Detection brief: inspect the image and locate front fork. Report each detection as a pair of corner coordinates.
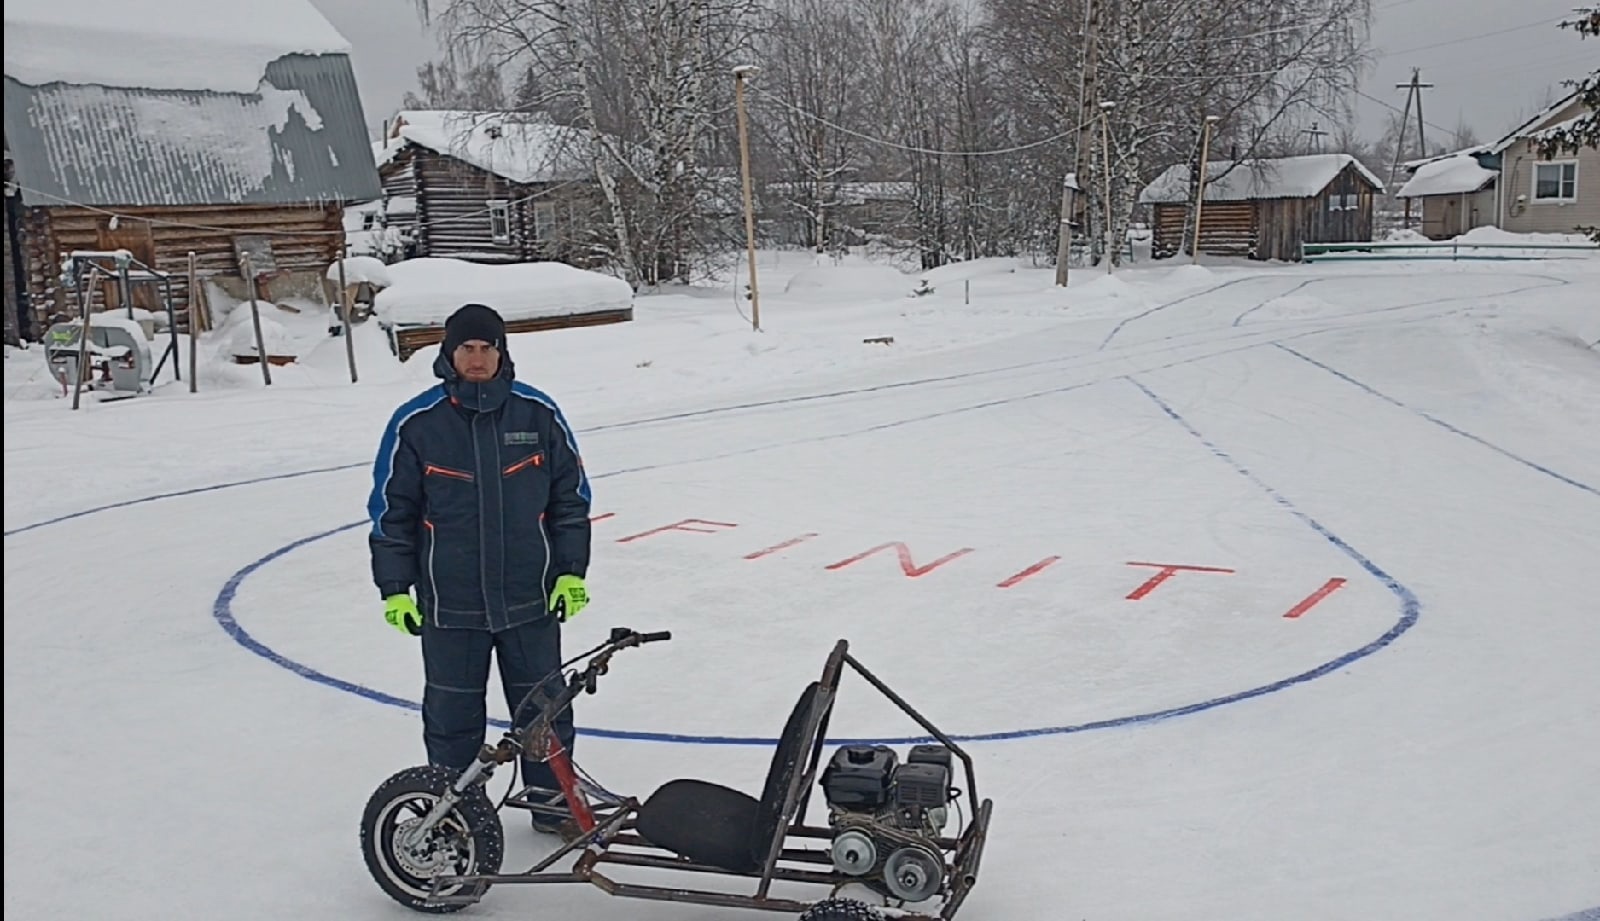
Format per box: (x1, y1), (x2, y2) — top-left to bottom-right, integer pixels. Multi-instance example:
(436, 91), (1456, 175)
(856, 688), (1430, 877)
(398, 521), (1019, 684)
(398, 746), (504, 849)
(400, 727), (598, 847)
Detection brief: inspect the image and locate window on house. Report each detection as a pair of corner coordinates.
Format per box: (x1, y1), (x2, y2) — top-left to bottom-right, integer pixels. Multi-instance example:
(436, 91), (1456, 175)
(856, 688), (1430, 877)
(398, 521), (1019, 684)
(1533, 162), (1578, 202)
(532, 201), (558, 243)
(1327, 193), (1358, 212)
(487, 200), (511, 244)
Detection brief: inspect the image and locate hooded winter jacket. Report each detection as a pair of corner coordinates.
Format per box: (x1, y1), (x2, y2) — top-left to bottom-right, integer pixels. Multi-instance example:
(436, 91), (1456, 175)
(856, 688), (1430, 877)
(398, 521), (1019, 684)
(367, 349), (592, 632)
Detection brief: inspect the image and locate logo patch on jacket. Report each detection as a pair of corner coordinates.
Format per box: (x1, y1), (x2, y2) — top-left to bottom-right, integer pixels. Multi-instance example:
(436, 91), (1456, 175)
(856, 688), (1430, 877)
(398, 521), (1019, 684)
(504, 431), (540, 446)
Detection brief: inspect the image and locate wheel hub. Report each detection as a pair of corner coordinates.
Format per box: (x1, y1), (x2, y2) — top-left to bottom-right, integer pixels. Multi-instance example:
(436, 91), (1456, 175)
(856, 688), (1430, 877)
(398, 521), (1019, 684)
(393, 816), (466, 878)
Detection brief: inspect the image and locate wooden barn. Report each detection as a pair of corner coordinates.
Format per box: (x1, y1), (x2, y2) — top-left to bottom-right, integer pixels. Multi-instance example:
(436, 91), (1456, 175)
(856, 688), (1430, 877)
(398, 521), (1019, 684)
(1139, 154), (1383, 262)
(1, 0), (380, 341)
(371, 110), (608, 267)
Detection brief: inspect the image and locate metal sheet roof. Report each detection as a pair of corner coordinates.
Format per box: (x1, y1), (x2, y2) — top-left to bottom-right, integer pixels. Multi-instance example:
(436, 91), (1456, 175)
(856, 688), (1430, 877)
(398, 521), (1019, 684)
(4, 53), (380, 208)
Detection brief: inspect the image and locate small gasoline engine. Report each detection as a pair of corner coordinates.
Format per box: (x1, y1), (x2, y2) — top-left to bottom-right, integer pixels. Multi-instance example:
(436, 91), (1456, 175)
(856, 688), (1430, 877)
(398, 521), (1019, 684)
(819, 743), (960, 904)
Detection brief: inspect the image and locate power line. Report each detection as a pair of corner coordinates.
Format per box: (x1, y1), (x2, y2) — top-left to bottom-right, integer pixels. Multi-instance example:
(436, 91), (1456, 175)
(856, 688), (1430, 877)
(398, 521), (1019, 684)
(1354, 88), (1456, 137)
(1382, 15), (1567, 57)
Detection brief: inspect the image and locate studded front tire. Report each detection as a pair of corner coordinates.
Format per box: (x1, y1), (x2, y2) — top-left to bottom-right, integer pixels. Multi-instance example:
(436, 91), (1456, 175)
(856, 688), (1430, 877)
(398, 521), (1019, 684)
(360, 766), (504, 913)
(799, 899), (885, 921)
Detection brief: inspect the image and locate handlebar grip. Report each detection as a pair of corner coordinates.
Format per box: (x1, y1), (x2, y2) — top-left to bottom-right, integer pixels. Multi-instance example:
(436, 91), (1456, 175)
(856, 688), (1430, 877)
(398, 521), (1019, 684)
(638, 631), (672, 643)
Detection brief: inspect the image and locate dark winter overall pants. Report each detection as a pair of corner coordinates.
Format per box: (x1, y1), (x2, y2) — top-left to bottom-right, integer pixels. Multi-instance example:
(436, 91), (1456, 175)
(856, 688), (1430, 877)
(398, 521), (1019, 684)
(420, 618), (574, 795)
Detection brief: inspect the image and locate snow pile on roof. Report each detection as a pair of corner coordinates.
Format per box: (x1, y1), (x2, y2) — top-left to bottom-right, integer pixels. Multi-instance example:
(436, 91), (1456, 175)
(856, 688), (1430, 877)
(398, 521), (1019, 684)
(22, 82), (330, 203)
(1397, 155), (1498, 198)
(326, 256), (393, 288)
(2, 0), (351, 94)
(373, 258), (634, 326)
(386, 111), (594, 185)
(1404, 146), (1490, 171)
(1139, 154), (1384, 204)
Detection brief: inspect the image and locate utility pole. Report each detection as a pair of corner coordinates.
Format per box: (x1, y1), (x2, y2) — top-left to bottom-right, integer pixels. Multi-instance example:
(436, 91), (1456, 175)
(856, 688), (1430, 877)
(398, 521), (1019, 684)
(1190, 115), (1219, 260)
(1099, 100), (1115, 273)
(1302, 121), (1329, 153)
(1386, 68), (1434, 228)
(1056, 0), (1099, 287)
(733, 64), (762, 332)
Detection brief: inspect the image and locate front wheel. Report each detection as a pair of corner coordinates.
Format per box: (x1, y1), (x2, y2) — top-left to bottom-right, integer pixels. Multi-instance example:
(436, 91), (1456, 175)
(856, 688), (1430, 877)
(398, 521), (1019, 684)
(800, 899), (885, 921)
(360, 766), (505, 913)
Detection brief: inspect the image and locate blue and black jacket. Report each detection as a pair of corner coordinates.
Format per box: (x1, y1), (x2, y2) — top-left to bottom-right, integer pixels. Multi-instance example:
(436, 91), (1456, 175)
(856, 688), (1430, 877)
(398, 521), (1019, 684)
(367, 349), (592, 632)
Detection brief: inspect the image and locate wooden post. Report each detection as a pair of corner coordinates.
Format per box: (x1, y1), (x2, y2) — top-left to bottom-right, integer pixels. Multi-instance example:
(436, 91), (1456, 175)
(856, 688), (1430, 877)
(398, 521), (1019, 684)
(187, 251), (198, 393)
(1057, 0), (1098, 287)
(1191, 115), (1219, 260)
(241, 253), (271, 385)
(70, 266), (101, 411)
(734, 65), (762, 332)
(337, 244), (358, 383)
(1100, 102), (1115, 273)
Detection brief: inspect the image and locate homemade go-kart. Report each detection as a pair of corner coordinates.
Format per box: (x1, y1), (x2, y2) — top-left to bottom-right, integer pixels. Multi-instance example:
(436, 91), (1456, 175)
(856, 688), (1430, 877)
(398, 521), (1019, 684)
(359, 628), (992, 920)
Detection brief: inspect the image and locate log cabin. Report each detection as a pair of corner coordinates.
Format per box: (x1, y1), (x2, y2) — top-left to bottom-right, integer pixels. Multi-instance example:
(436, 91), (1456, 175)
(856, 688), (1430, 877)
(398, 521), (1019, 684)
(1139, 154), (1384, 262)
(371, 110), (609, 267)
(1, 0), (381, 340)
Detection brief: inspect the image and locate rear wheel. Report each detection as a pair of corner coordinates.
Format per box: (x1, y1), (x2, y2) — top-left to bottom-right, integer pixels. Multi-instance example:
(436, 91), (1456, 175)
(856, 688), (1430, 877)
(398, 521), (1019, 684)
(360, 766), (504, 913)
(800, 899), (885, 921)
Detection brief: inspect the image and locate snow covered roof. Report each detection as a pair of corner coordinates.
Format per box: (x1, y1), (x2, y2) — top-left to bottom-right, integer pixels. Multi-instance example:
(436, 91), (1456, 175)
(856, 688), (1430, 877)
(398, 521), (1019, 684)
(1396, 155), (1498, 199)
(373, 258), (634, 327)
(1, 0), (378, 208)
(767, 181), (918, 203)
(1139, 154), (1384, 205)
(3, 0), (352, 94)
(1487, 91), (1586, 155)
(4, 56), (381, 207)
(1402, 146), (1490, 172)
(382, 111), (597, 185)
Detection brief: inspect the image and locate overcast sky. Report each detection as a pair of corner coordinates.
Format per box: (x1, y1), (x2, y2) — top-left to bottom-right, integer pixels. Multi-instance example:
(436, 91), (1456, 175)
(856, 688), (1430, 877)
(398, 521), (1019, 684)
(308, 0), (1591, 149)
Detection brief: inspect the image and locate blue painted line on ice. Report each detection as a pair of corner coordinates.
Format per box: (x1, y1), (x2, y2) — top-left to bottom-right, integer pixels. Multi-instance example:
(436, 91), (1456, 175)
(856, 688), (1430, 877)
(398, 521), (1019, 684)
(1275, 343), (1598, 497)
(1, 463), (366, 538)
(205, 381), (1423, 747)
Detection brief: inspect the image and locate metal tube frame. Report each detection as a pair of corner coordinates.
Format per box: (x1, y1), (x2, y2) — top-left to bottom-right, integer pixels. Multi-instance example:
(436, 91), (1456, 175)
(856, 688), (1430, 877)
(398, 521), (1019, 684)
(423, 638), (993, 918)
(63, 250), (182, 390)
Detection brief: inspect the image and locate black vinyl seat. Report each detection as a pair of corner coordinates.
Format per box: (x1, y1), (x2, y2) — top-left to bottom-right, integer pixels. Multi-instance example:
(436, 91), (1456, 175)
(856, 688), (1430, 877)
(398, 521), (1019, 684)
(634, 682), (823, 873)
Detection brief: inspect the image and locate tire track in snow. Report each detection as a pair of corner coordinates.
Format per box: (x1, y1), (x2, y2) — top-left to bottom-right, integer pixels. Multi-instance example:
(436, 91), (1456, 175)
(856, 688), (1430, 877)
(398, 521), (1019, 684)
(6, 270), (1553, 539)
(1231, 274), (1570, 328)
(1275, 343), (1598, 497)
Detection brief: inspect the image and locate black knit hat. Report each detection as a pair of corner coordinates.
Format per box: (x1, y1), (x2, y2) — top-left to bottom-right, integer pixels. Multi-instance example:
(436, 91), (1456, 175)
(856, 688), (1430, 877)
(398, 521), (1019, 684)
(441, 303), (506, 355)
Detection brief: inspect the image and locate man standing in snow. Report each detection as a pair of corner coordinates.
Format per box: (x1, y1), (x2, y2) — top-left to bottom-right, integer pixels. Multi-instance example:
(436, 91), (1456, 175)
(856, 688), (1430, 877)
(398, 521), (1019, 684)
(366, 303), (592, 835)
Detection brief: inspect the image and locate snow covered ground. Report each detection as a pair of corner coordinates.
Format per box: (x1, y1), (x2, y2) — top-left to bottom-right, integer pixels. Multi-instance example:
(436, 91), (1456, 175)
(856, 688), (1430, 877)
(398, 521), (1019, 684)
(5, 248), (1599, 921)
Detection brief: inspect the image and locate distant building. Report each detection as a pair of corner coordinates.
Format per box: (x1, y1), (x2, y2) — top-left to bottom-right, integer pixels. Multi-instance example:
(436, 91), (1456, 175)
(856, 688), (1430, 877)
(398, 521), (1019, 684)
(369, 110), (608, 267)
(1395, 156), (1498, 239)
(1139, 154), (1384, 262)
(764, 180), (919, 250)
(1398, 91), (1598, 239)
(2, 0), (380, 339)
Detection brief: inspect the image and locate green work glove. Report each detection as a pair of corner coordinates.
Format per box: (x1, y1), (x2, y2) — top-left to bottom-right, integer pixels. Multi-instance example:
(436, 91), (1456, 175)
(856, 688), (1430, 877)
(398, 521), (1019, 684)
(550, 575), (588, 623)
(384, 593), (422, 636)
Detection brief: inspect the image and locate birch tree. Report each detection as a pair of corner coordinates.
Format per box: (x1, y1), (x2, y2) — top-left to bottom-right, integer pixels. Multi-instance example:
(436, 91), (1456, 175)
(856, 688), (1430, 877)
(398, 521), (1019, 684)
(751, 0), (870, 251)
(421, 0), (757, 286)
(984, 0), (1373, 264)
